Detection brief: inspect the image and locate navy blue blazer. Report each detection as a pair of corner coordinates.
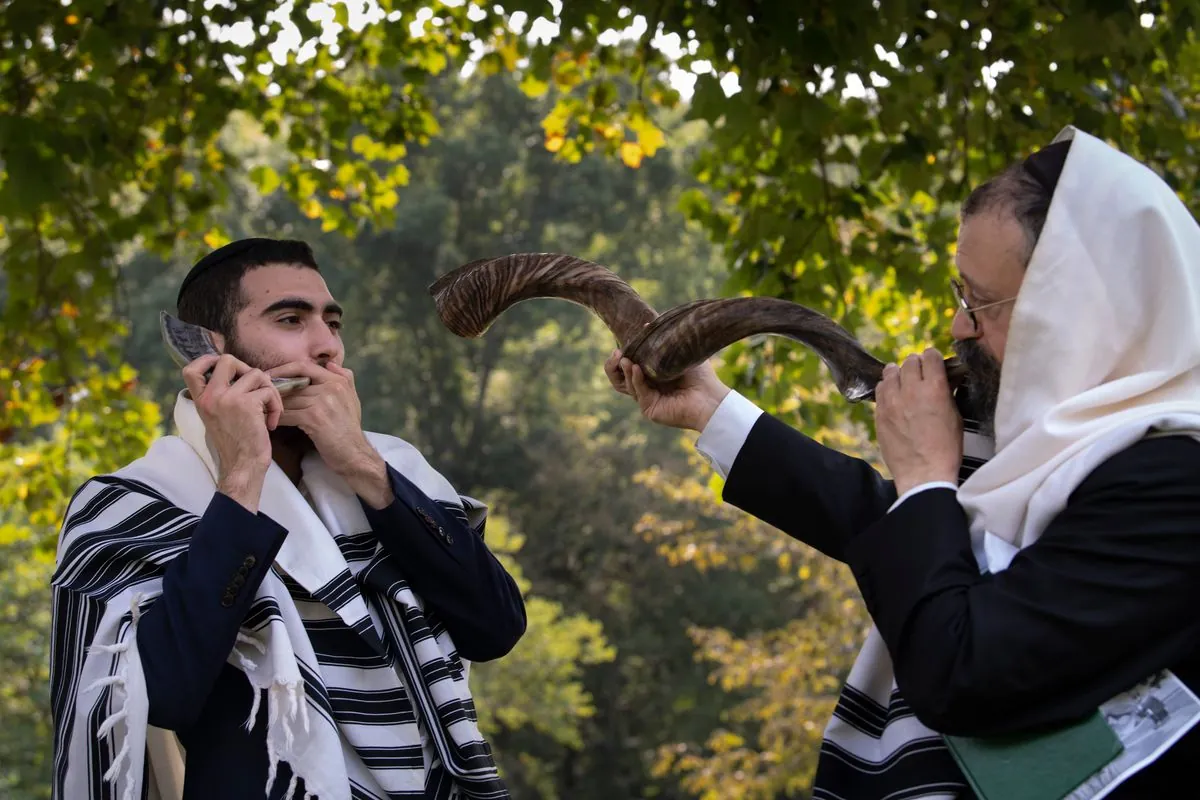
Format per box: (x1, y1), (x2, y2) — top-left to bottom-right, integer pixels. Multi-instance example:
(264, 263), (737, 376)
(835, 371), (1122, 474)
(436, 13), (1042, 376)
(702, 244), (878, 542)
(134, 464), (526, 798)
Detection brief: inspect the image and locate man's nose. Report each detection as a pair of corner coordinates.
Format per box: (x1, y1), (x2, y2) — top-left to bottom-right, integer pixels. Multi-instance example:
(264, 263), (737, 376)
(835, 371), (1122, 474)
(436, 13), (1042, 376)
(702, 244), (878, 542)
(311, 325), (343, 361)
(950, 308), (978, 341)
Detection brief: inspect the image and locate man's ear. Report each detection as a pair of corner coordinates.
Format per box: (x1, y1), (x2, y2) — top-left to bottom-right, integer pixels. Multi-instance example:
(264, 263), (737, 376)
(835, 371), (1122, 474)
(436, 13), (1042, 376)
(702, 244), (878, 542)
(210, 330), (227, 353)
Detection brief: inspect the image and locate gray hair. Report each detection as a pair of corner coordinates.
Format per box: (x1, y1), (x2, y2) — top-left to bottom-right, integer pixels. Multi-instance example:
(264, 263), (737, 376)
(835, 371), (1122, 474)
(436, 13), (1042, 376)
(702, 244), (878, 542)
(960, 163), (1055, 266)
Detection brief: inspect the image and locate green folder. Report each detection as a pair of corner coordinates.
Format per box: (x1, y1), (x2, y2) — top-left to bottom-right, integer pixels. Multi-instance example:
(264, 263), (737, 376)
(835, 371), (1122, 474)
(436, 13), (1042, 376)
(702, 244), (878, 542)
(944, 710), (1124, 800)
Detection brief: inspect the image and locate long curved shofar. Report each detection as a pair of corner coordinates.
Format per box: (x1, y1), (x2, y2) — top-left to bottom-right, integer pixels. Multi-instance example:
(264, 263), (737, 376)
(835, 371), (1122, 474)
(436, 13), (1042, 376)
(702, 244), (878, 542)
(428, 253), (658, 347)
(622, 297), (968, 402)
(429, 254), (966, 403)
(159, 311), (310, 394)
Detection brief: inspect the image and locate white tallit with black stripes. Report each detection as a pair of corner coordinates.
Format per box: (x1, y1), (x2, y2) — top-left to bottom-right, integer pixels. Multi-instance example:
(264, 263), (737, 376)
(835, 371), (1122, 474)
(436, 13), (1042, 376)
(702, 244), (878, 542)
(812, 402), (994, 800)
(51, 390), (508, 800)
(813, 125), (1200, 798)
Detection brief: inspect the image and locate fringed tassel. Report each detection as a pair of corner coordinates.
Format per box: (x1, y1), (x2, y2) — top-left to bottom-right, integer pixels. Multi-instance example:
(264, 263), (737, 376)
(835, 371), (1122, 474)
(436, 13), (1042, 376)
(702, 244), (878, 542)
(233, 630), (265, 673)
(245, 684), (264, 733)
(89, 593), (149, 800)
(237, 631), (268, 732)
(284, 771), (300, 800)
(263, 679), (306, 797)
(237, 630), (268, 653)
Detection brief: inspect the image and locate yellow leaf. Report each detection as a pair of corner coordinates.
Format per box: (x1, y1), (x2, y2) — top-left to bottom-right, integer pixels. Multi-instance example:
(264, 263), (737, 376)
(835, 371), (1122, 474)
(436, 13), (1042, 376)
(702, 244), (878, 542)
(65, 14), (79, 24)
(620, 142), (643, 169)
(541, 104), (571, 137)
(629, 115), (666, 157)
(591, 122), (622, 141)
(799, 565), (811, 580)
(926, 153), (936, 164)
(60, 302), (79, 319)
(329, 188), (346, 200)
(202, 228), (230, 249)
(498, 38), (520, 71)
(545, 134), (565, 153)
(16, 484), (28, 500)
(301, 198), (323, 219)
(519, 72), (549, 98)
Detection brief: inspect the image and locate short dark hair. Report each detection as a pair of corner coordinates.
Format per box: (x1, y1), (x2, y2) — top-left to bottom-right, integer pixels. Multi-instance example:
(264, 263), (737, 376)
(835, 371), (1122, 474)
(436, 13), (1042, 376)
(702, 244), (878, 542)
(961, 164), (1054, 266)
(176, 238), (319, 336)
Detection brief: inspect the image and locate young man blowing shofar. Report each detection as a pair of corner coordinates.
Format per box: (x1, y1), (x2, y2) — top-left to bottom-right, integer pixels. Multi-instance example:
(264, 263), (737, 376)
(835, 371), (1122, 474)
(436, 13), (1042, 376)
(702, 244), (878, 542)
(51, 238), (525, 800)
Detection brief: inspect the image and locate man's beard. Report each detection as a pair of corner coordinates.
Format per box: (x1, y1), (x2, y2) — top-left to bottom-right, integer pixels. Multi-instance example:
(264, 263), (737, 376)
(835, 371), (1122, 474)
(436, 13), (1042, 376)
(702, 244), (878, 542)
(224, 335), (315, 454)
(954, 339), (1002, 435)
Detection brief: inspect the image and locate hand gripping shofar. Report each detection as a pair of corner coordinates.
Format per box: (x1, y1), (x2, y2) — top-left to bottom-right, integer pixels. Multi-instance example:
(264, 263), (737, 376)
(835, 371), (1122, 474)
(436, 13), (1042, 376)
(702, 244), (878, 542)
(427, 253), (967, 403)
(159, 311), (310, 394)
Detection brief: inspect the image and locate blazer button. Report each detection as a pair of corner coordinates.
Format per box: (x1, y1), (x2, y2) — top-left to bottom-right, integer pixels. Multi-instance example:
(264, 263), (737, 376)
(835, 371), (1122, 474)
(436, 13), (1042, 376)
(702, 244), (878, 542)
(442, 528), (453, 545)
(242, 555), (257, 569)
(231, 574), (245, 589)
(221, 592), (235, 608)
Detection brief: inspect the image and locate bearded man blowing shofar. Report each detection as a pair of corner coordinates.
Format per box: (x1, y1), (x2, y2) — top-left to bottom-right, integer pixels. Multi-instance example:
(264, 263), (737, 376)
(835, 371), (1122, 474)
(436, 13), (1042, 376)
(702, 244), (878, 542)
(607, 126), (1200, 798)
(50, 238), (526, 800)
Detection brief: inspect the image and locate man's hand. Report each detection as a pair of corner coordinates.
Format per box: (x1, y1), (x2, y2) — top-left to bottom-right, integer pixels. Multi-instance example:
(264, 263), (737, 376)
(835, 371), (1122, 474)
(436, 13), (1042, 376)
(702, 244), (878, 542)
(603, 350), (731, 432)
(267, 361), (394, 508)
(874, 348), (962, 496)
(183, 354), (282, 514)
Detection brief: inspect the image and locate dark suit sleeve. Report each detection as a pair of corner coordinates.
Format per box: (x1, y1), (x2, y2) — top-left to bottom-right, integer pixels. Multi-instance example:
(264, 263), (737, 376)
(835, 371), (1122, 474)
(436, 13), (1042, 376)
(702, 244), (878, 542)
(359, 464), (526, 662)
(845, 436), (1200, 737)
(723, 412), (898, 561)
(137, 492), (288, 730)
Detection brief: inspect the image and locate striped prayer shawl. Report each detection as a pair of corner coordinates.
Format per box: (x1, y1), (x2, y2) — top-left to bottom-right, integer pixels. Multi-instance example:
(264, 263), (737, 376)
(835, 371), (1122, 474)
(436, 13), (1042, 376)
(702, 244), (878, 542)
(50, 392), (509, 800)
(812, 392), (993, 800)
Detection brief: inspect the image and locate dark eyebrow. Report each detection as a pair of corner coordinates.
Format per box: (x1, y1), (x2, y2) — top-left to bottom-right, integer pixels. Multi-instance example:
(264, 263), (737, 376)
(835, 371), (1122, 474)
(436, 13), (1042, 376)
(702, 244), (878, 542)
(261, 298), (344, 317)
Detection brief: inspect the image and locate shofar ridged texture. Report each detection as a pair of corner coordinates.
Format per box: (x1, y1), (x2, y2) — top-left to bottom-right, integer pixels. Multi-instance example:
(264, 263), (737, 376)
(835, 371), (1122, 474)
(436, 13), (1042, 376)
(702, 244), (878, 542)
(428, 253), (658, 347)
(429, 253), (966, 403)
(623, 297), (968, 402)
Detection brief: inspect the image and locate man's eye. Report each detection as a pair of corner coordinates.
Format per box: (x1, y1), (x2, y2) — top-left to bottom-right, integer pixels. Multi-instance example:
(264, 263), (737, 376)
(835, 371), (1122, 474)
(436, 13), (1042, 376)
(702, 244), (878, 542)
(279, 315), (301, 325)
(328, 319), (343, 331)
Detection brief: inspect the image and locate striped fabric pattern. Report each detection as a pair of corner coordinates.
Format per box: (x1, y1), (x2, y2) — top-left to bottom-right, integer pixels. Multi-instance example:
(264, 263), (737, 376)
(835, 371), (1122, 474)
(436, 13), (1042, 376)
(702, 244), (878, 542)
(812, 396), (994, 800)
(50, 395), (510, 800)
(282, 492), (492, 800)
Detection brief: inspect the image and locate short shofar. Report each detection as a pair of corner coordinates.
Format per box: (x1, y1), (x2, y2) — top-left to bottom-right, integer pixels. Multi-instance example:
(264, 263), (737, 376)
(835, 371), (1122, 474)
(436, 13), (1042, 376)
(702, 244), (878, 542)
(428, 253), (966, 403)
(159, 311), (310, 394)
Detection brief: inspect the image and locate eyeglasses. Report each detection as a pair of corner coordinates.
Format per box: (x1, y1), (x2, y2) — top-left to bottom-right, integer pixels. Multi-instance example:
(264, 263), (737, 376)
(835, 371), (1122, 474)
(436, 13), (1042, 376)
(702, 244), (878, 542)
(951, 279), (1017, 332)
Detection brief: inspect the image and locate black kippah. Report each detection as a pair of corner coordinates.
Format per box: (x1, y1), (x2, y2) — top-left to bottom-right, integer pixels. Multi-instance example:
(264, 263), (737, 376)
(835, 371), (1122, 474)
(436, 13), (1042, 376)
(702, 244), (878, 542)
(1022, 139), (1072, 194)
(176, 237), (274, 307)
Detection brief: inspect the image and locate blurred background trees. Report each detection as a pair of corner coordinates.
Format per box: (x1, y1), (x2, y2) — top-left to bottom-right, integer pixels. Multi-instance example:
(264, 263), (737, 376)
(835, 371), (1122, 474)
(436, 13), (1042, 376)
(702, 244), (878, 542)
(2, 0), (1196, 796)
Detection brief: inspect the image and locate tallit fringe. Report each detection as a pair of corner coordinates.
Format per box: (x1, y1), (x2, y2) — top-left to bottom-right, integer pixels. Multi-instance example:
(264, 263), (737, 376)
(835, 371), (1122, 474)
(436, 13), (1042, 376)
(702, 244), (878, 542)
(235, 631), (269, 729)
(84, 592), (147, 800)
(262, 678), (312, 800)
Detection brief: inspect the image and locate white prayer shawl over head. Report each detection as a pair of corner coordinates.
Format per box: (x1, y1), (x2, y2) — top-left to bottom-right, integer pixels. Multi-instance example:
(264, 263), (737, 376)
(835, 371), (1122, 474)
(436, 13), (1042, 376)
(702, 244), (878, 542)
(959, 125), (1200, 569)
(52, 391), (505, 800)
(814, 126), (1200, 800)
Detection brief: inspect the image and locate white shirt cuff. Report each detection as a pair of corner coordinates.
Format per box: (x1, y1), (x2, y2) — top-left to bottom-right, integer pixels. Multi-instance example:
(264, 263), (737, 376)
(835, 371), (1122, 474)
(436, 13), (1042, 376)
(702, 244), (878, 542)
(694, 390), (764, 480)
(888, 481), (958, 513)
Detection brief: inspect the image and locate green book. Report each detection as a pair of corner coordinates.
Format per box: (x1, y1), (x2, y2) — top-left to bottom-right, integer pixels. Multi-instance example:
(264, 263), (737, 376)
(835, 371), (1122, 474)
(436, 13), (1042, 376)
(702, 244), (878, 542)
(944, 710), (1124, 800)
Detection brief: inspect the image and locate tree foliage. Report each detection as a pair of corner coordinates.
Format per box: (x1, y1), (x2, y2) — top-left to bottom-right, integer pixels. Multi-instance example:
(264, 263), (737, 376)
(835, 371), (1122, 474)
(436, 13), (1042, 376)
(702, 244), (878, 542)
(637, 440), (875, 799)
(527, 0), (1198, 424)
